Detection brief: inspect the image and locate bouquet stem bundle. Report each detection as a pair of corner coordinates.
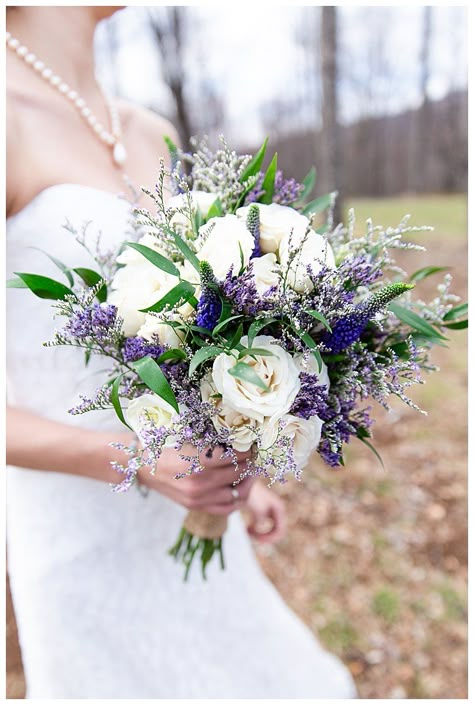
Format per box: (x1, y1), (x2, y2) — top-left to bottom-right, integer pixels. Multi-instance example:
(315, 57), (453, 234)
(169, 511), (227, 580)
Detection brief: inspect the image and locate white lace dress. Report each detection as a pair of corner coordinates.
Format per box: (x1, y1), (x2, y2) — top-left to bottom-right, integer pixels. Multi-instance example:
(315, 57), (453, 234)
(6, 184), (357, 699)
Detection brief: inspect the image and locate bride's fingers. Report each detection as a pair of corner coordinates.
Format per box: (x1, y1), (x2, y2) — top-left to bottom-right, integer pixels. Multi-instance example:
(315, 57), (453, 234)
(190, 477), (254, 507)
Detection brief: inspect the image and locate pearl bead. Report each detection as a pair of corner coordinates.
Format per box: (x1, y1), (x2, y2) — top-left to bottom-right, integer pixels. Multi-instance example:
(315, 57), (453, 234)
(93, 123), (104, 134)
(33, 60), (44, 72)
(16, 45), (28, 57)
(41, 68), (53, 80)
(25, 53), (36, 64)
(49, 75), (61, 86)
(67, 90), (78, 101)
(87, 114), (97, 125)
(58, 83), (69, 94)
(75, 98), (86, 109)
(113, 142), (127, 166)
(8, 38), (20, 49)
(81, 107), (91, 118)
(99, 130), (110, 142)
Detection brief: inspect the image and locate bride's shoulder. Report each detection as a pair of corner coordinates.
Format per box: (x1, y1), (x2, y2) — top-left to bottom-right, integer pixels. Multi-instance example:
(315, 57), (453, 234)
(118, 100), (181, 148)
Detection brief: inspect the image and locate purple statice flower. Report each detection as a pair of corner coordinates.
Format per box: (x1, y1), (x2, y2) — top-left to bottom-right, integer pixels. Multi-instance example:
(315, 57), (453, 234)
(337, 254), (383, 289)
(273, 170), (304, 206)
(245, 203), (261, 258)
(323, 282), (414, 354)
(196, 261), (222, 331)
(66, 303), (117, 342)
(122, 336), (164, 363)
(244, 172), (265, 204)
(290, 373), (329, 420)
(222, 263), (269, 316)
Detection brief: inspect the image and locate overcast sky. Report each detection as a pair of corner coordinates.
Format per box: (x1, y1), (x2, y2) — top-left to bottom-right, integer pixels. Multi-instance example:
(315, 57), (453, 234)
(95, 5), (467, 146)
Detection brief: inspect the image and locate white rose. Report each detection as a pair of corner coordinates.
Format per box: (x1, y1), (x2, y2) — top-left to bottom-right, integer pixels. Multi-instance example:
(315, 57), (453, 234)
(261, 413), (323, 470)
(195, 214), (255, 280)
(125, 393), (177, 446)
(252, 253), (280, 294)
(201, 376), (258, 452)
(109, 263), (177, 337)
(236, 203), (310, 255)
(279, 228), (336, 293)
(294, 352), (330, 390)
(137, 312), (186, 349)
(211, 335), (300, 423)
(167, 190), (219, 230)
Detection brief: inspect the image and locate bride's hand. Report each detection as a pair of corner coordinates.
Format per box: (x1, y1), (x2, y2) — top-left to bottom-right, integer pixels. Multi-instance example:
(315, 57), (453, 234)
(245, 480), (287, 544)
(137, 445), (255, 515)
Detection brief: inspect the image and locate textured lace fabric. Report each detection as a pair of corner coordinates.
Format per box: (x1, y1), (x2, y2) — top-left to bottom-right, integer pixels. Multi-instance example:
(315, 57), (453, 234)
(6, 185), (357, 698)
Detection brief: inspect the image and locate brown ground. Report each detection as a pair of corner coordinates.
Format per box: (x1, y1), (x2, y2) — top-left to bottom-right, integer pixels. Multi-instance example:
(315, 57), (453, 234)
(6, 195), (467, 699)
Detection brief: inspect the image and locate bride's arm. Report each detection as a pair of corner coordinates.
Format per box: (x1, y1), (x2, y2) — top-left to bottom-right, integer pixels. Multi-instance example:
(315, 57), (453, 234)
(6, 405), (255, 512)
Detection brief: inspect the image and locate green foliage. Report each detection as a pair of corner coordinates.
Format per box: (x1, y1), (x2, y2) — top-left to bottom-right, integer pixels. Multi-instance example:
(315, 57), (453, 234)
(140, 280), (196, 313)
(13, 272), (74, 301)
(123, 241), (180, 278)
(227, 361), (269, 391)
(259, 152), (278, 204)
(319, 617), (357, 652)
(130, 356), (179, 412)
(372, 588), (400, 624)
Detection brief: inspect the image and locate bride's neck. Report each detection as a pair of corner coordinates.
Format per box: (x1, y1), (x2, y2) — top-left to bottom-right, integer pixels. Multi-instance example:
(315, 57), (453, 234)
(6, 7), (99, 94)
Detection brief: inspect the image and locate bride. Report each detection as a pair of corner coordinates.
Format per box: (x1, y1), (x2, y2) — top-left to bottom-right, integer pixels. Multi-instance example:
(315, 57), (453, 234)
(6, 6), (356, 699)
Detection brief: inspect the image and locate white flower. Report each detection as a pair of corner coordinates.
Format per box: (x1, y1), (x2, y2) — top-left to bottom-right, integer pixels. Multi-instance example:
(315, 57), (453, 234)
(125, 393), (177, 446)
(137, 312), (186, 349)
(167, 190), (218, 230)
(279, 228), (336, 292)
(109, 263), (177, 337)
(252, 253), (280, 294)
(294, 352), (330, 390)
(211, 335), (300, 423)
(195, 214), (255, 280)
(236, 203), (310, 255)
(261, 413), (323, 470)
(200, 376), (258, 452)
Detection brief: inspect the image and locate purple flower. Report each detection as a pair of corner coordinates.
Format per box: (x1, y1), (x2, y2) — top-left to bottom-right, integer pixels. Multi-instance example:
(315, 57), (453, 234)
(122, 336), (164, 363)
(290, 373), (329, 420)
(196, 261), (222, 331)
(66, 303), (117, 341)
(273, 170), (304, 206)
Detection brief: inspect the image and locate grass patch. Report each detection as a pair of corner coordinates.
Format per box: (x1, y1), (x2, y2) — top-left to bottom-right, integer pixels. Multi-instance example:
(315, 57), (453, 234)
(435, 583), (467, 621)
(372, 588), (400, 624)
(319, 616), (357, 652)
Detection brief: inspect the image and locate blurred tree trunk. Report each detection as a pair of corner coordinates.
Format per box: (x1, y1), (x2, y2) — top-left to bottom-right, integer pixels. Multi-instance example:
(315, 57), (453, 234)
(412, 6), (433, 192)
(148, 7), (193, 149)
(320, 7), (343, 224)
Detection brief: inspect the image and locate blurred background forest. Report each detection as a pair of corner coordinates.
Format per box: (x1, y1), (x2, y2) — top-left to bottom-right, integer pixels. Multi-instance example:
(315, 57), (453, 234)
(7, 5), (468, 700)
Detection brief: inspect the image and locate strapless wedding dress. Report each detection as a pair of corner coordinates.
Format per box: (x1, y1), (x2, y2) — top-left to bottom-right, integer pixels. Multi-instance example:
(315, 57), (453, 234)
(6, 184), (356, 699)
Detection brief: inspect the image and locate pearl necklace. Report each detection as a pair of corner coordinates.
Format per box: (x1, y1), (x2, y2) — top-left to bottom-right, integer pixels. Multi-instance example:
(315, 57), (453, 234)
(6, 31), (128, 169)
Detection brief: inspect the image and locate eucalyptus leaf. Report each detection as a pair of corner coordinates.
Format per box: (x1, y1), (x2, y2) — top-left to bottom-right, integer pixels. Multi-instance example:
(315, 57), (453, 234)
(130, 356), (179, 412)
(206, 198), (223, 220)
(13, 272), (74, 301)
(297, 166), (317, 203)
(171, 231), (200, 272)
(388, 302), (449, 340)
(140, 280), (196, 313)
(239, 137), (268, 183)
(442, 319), (468, 330)
(111, 374), (133, 430)
(6, 277), (28, 288)
(443, 303), (468, 322)
(123, 241), (179, 277)
(409, 265), (450, 283)
(228, 361), (268, 391)
(248, 317), (279, 347)
(302, 193), (332, 217)
(293, 327), (323, 372)
(238, 347), (275, 359)
(358, 435), (385, 469)
(156, 349), (187, 363)
(212, 315), (243, 336)
(259, 152), (278, 205)
(73, 268), (107, 303)
(305, 309), (332, 332)
(227, 322), (244, 350)
(188, 345), (224, 376)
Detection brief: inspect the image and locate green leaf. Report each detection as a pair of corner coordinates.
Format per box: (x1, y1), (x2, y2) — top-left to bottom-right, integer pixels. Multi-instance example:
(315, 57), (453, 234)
(238, 346), (275, 360)
(239, 137), (268, 183)
(29, 247), (74, 286)
(156, 348), (187, 363)
(227, 322), (244, 350)
(409, 265), (450, 283)
(6, 277), (28, 288)
(388, 302), (449, 340)
(443, 303), (468, 322)
(206, 198), (223, 220)
(358, 434), (385, 469)
(72, 268), (107, 303)
(248, 317), (279, 347)
(171, 231), (200, 273)
(212, 315), (243, 336)
(442, 319), (468, 330)
(217, 296), (232, 326)
(228, 361), (268, 391)
(302, 193), (332, 217)
(259, 152), (278, 204)
(188, 345), (223, 377)
(123, 241), (179, 277)
(293, 327), (323, 372)
(130, 356), (179, 412)
(305, 309), (332, 332)
(13, 272), (74, 300)
(238, 241), (245, 275)
(140, 280), (196, 313)
(111, 374), (133, 430)
(297, 166), (317, 203)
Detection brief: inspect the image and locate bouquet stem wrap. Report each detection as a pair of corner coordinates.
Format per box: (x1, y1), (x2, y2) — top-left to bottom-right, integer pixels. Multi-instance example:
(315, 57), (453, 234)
(169, 510), (228, 580)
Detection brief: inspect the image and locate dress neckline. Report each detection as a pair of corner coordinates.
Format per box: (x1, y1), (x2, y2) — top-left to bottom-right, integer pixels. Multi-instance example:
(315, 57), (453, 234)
(6, 183), (134, 224)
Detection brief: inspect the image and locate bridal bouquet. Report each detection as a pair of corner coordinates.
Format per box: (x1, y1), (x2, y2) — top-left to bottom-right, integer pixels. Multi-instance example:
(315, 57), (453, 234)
(8, 136), (467, 579)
